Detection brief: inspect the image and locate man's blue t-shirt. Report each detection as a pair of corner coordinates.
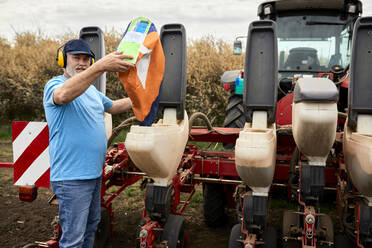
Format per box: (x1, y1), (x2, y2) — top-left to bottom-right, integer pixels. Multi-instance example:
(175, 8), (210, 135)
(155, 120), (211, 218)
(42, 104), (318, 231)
(43, 75), (113, 181)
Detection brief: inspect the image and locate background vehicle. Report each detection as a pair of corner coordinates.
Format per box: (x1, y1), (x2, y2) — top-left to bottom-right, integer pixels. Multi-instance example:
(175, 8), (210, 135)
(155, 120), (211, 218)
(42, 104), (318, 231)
(223, 0), (358, 129)
(222, 1), (372, 248)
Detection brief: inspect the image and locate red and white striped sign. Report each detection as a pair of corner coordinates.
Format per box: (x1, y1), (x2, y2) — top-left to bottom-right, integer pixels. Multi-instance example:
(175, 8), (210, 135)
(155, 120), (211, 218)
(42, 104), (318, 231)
(12, 121), (50, 187)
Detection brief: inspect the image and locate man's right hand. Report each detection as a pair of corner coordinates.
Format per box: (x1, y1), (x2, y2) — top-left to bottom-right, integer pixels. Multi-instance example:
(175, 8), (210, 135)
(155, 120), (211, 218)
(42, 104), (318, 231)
(97, 51), (135, 72)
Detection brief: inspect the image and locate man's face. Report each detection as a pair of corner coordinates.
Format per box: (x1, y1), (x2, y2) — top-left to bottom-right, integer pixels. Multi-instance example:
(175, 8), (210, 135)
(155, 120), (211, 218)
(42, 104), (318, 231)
(65, 53), (91, 77)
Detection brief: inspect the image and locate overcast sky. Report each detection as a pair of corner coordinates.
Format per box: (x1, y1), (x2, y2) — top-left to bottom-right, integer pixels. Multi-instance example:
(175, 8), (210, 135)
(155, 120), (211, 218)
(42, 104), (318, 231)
(1, 0), (372, 43)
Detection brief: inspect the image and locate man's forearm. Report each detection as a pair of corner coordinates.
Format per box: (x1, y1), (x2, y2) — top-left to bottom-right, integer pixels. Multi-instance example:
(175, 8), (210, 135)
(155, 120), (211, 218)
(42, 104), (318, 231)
(53, 63), (105, 105)
(107, 98), (132, 114)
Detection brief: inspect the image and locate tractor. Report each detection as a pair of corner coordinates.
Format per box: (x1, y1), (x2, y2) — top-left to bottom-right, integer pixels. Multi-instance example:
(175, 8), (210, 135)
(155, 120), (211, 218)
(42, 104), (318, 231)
(221, 0), (372, 247)
(223, 0), (360, 131)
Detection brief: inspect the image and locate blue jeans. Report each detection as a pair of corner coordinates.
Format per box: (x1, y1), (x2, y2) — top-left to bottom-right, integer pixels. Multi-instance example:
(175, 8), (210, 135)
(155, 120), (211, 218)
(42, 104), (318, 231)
(51, 177), (102, 248)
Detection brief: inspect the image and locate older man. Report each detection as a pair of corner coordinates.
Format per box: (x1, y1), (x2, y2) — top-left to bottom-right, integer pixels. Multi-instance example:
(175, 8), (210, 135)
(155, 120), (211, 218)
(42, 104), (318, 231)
(43, 39), (133, 248)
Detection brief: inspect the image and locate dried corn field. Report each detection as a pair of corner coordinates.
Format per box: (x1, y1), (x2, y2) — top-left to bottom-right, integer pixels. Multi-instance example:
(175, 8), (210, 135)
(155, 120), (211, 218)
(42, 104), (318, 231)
(0, 32), (244, 126)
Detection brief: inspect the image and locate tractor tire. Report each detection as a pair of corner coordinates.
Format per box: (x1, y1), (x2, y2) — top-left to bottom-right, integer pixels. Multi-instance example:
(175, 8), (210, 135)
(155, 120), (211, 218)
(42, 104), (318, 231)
(317, 214), (334, 246)
(93, 207), (110, 248)
(282, 210), (300, 248)
(22, 244), (38, 248)
(334, 233), (354, 248)
(282, 210), (299, 236)
(282, 240), (300, 248)
(263, 226), (277, 248)
(203, 183), (227, 227)
(161, 214), (185, 248)
(223, 94), (245, 149)
(228, 223), (244, 248)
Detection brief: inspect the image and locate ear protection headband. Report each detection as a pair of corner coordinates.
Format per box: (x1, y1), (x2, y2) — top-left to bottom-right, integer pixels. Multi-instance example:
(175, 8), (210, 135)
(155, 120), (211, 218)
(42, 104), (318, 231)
(56, 44), (95, 68)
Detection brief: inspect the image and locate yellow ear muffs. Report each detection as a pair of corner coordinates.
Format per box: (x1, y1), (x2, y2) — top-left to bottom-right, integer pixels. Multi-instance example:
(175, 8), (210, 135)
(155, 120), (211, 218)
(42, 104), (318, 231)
(56, 44), (66, 68)
(90, 50), (96, 65)
(57, 50), (65, 68)
(56, 43), (95, 68)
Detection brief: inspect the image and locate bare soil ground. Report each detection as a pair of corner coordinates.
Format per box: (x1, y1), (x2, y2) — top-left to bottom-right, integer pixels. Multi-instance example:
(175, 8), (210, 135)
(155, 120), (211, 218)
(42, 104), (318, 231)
(0, 165), (238, 248)
(0, 141), (325, 248)
(0, 165), (239, 248)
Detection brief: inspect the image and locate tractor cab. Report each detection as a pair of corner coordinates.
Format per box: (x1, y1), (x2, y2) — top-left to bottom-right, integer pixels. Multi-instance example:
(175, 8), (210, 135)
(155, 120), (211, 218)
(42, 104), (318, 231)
(258, 0), (362, 78)
(233, 0), (361, 77)
(224, 1), (362, 133)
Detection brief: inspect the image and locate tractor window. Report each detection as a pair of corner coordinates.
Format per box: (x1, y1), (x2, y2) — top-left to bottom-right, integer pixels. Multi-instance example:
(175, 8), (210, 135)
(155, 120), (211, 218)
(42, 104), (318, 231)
(339, 26), (352, 68)
(276, 13), (353, 72)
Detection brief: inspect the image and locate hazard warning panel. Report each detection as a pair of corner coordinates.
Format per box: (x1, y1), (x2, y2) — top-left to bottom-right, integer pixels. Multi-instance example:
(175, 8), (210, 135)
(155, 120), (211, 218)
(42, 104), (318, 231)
(12, 121), (50, 187)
